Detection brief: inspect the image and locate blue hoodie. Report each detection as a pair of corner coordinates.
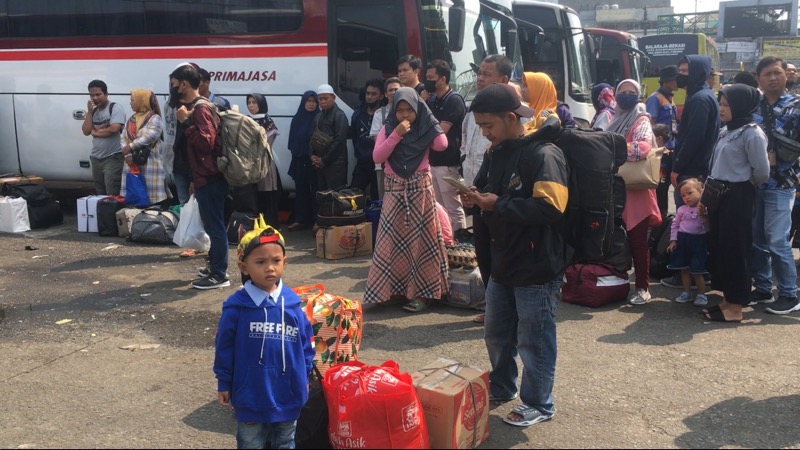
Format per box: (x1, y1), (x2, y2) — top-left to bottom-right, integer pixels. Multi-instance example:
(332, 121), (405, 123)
(214, 280), (315, 423)
(672, 55), (720, 178)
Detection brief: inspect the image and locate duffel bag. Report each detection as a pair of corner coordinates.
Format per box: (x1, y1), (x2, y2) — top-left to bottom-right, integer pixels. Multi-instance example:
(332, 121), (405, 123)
(316, 188), (366, 227)
(562, 263), (630, 308)
(1, 182), (50, 207)
(28, 200), (63, 230)
(97, 196), (125, 236)
(116, 207), (142, 238)
(294, 284), (362, 377)
(128, 207), (179, 245)
(323, 361), (429, 449)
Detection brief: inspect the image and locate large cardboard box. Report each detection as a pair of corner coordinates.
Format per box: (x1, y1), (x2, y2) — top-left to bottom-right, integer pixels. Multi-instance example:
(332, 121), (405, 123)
(77, 195), (106, 233)
(316, 223), (372, 260)
(411, 358), (490, 449)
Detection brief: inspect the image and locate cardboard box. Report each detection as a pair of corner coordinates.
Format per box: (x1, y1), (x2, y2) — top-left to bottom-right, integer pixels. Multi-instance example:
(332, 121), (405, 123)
(77, 195), (106, 233)
(0, 175), (43, 188)
(411, 358), (489, 449)
(315, 223), (372, 260)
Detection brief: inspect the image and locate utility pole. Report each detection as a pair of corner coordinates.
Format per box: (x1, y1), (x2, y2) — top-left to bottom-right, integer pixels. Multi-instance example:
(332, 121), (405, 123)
(643, 6), (648, 36)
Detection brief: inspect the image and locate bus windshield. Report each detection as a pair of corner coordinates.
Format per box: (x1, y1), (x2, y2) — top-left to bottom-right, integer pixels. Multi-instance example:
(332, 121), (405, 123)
(566, 11), (591, 104)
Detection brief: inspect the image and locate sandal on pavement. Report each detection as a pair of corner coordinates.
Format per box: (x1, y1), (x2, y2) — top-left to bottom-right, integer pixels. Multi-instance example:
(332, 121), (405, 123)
(402, 298), (430, 313)
(503, 404), (553, 427)
(179, 249), (203, 258)
(700, 304), (722, 315)
(702, 308), (741, 323)
(473, 314), (485, 324)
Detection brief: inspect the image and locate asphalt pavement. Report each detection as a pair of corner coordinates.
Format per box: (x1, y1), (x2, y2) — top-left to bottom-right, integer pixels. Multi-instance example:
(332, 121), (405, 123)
(0, 191), (799, 449)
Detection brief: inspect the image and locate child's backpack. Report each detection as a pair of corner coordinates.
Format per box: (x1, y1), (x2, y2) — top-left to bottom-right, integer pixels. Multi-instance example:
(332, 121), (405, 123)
(195, 98), (272, 187)
(554, 127), (628, 264)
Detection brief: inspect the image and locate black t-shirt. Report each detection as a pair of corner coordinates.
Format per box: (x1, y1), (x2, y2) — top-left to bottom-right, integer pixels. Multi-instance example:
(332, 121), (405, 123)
(427, 89), (466, 167)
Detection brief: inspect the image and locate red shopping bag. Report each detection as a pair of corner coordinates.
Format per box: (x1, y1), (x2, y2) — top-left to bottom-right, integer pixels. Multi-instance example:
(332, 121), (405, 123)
(323, 361), (429, 449)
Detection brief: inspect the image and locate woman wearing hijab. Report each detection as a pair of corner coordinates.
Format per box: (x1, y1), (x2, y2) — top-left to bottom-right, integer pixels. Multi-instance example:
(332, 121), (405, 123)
(521, 72), (559, 133)
(590, 83), (616, 130)
(608, 79), (661, 306)
(286, 91), (319, 231)
(121, 89), (168, 205)
(702, 84), (769, 322)
(247, 93), (281, 228)
(364, 87), (449, 313)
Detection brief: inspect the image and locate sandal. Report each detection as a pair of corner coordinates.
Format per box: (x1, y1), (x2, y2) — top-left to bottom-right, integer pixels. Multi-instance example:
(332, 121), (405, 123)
(179, 249), (203, 258)
(702, 308), (741, 323)
(700, 304), (722, 315)
(503, 404), (553, 427)
(402, 298), (430, 313)
(472, 314), (485, 324)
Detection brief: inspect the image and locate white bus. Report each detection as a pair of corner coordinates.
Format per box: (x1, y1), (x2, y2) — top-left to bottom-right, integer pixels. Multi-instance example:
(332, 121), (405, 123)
(0, 0), (520, 188)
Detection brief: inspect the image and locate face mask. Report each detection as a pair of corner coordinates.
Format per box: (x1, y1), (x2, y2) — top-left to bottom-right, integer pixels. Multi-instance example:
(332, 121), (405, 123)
(615, 93), (639, 110)
(676, 74), (689, 89)
(424, 79), (438, 93)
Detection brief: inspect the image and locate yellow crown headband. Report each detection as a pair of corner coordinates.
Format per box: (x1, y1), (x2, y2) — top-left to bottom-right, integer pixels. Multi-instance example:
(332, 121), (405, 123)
(237, 214), (285, 260)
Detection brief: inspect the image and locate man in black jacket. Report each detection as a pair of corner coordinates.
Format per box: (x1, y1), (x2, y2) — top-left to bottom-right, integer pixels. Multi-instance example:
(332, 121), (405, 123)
(311, 84), (349, 193)
(462, 83), (571, 428)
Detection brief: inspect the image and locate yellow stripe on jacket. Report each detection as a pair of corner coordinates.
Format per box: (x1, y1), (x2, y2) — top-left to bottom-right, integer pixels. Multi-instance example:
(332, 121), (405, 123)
(533, 180), (568, 213)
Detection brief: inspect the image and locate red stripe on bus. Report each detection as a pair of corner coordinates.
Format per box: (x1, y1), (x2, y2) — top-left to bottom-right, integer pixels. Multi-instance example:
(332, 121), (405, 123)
(0, 45), (327, 61)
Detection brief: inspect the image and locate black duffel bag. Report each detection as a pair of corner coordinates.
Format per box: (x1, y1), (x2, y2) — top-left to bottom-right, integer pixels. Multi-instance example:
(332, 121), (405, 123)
(128, 207), (179, 245)
(2, 183), (50, 207)
(316, 188), (366, 226)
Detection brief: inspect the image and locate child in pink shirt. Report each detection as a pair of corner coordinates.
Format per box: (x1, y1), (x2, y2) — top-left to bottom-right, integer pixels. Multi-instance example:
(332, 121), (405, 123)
(666, 178), (710, 306)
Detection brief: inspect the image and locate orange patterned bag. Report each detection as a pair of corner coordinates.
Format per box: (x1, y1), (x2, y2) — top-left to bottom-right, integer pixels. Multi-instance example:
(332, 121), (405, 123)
(294, 284), (363, 376)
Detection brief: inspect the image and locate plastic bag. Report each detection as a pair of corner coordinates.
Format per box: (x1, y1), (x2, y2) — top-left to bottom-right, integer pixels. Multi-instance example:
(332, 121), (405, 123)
(172, 195), (210, 251)
(124, 167), (150, 207)
(323, 361), (429, 449)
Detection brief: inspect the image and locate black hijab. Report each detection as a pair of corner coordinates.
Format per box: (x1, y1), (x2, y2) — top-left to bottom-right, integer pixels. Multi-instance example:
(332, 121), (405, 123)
(288, 90), (319, 157)
(248, 93), (275, 132)
(383, 87), (443, 178)
(719, 84), (760, 131)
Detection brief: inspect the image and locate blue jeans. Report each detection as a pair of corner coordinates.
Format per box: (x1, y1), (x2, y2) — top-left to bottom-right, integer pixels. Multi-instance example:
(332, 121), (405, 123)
(194, 176), (229, 278)
(484, 278), (562, 416)
(171, 171), (192, 205)
(751, 187), (797, 298)
(236, 420), (297, 449)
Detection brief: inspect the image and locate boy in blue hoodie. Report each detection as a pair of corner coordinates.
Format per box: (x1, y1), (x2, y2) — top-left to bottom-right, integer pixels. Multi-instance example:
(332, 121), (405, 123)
(214, 226), (315, 449)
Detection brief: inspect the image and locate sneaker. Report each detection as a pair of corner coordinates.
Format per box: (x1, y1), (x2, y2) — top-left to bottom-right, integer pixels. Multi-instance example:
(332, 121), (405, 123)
(629, 289), (651, 305)
(197, 267), (211, 278)
(693, 294), (708, 307)
(674, 292), (693, 304)
(192, 274), (231, 290)
(660, 274), (683, 289)
(747, 290), (775, 306)
(765, 296), (800, 315)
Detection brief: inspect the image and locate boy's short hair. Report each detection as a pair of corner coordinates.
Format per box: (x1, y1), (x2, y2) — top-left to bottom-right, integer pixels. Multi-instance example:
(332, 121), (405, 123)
(170, 64), (202, 89)
(652, 123), (671, 141)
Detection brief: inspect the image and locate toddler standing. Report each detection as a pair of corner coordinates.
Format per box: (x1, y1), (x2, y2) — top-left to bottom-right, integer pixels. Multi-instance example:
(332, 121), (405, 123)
(666, 178), (710, 306)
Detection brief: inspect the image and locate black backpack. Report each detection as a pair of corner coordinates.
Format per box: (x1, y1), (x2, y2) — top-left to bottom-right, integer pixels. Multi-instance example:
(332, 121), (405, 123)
(649, 213), (676, 279)
(554, 127), (628, 263)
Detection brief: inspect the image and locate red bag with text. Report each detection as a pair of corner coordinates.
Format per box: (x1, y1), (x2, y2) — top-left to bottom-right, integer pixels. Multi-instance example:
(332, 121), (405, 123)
(323, 361), (429, 449)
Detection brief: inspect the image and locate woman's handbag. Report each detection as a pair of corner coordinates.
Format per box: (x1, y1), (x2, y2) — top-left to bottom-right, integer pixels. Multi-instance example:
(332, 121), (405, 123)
(310, 127), (333, 157)
(130, 145), (151, 166)
(618, 147), (664, 190)
(700, 177), (729, 216)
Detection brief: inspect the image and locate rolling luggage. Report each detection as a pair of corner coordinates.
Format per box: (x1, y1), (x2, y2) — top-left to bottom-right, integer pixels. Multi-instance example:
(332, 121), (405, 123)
(97, 196), (125, 236)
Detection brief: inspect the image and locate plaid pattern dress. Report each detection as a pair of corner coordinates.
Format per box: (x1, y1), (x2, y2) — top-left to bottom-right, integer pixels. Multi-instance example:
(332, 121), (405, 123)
(364, 171), (449, 303)
(121, 114), (169, 205)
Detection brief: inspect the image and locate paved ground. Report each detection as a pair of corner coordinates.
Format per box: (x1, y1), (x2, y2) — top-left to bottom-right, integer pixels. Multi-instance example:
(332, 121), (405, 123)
(1, 192), (799, 449)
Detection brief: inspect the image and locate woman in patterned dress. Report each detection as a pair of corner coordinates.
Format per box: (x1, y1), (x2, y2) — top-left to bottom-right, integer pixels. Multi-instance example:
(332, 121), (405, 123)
(120, 89), (168, 205)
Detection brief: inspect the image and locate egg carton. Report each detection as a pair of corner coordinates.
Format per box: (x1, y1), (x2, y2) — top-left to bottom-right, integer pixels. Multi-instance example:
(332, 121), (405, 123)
(447, 243), (478, 269)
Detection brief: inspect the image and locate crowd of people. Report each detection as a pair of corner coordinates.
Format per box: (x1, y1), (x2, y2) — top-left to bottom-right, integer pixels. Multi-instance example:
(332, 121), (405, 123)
(81, 53), (800, 448)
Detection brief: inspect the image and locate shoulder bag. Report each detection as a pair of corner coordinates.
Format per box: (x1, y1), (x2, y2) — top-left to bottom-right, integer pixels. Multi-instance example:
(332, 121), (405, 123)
(699, 177), (729, 217)
(618, 146), (664, 190)
(310, 114), (333, 157)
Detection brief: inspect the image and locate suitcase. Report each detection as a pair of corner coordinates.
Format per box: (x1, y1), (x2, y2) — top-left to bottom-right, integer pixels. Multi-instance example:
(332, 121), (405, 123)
(28, 201), (63, 229)
(97, 196), (125, 236)
(116, 207), (143, 238)
(226, 211), (257, 245)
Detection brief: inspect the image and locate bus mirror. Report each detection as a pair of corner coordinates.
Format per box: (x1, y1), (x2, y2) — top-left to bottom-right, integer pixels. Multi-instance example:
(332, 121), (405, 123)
(448, 5), (465, 52)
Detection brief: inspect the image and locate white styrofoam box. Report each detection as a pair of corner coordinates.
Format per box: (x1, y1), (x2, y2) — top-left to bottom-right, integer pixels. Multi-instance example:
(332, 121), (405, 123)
(77, 195), (106, 233)
(0, 196), (31, 233)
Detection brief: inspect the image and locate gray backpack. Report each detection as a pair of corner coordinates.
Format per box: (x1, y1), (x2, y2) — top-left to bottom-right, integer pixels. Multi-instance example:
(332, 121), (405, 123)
(128, 208), (179, 245)
(195, 98), (272, 186)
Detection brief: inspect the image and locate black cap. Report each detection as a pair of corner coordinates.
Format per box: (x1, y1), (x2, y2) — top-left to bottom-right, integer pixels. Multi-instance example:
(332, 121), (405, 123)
(659, 65), (679, 83)
(469, 83), (534, 118)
